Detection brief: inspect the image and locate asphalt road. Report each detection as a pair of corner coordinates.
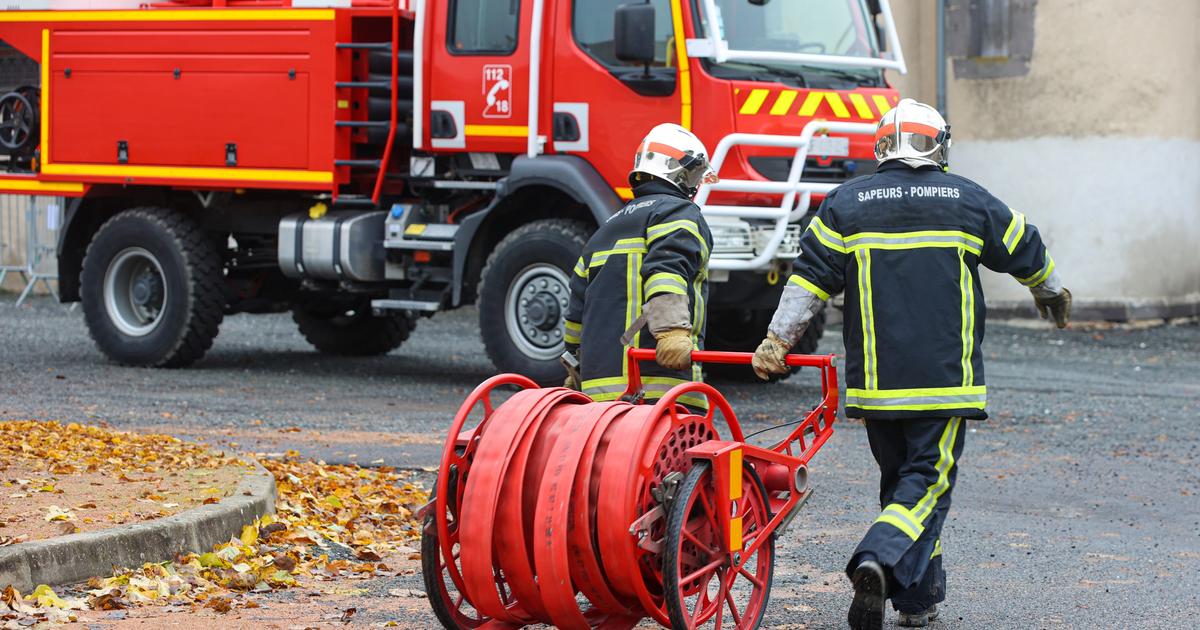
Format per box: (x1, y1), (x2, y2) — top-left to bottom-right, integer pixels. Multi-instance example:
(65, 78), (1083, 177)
(2, 296), (1198, 628)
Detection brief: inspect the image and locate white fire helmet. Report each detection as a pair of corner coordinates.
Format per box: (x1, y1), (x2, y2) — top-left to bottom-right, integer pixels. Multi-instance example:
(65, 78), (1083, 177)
(873, 98), (952, 169)
(629, 123), (719, 198)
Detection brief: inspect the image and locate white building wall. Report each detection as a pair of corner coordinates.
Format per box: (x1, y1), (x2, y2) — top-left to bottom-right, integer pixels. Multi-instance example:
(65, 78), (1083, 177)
(890, 0), (1200, 318)
(956, 137), (1200, 314)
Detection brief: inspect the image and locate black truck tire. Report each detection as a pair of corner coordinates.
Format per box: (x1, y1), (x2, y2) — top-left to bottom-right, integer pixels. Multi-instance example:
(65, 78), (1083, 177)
(704, 304), (827, 382)
(80, 208), (225, 368)
(478, 219), (590, 385)
(293, 304), (415, 356)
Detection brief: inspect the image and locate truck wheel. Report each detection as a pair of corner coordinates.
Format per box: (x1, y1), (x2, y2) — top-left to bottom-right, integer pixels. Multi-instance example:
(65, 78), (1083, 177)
(293, 303), (415, 356)
(478, 219), (589, 385)
(704, 305), (826, 382)
(80, 208), (224, 367)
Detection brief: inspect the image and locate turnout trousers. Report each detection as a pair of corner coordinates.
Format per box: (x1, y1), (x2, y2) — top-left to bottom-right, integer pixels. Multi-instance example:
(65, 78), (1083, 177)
(847, 417), (966, 613)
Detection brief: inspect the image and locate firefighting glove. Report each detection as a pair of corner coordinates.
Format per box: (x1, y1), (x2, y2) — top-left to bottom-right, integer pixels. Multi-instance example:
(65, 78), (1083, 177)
(752, 332), (791, 381)
(1034, 287), (1072, 329)
(654, 328), (694, 371)
(632, 293), (694, 371)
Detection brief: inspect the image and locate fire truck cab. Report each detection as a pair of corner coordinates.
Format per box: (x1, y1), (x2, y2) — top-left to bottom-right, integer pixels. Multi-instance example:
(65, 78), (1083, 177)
(0, 0), (904, 382)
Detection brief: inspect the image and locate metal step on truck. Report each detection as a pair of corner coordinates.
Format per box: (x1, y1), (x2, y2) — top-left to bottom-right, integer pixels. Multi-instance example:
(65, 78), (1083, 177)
(0, 0), (905, 383)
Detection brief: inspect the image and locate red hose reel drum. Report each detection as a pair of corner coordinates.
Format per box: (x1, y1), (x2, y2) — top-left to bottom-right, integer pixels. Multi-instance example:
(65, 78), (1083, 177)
(421, 350), (839, 629)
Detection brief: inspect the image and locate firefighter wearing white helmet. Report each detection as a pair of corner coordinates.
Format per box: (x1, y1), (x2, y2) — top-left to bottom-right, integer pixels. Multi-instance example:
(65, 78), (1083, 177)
(873, 98), (953, 168)
(561, 124), (715, 409)
(630, 123), (720, 196)
(750, 99), (1072, 628)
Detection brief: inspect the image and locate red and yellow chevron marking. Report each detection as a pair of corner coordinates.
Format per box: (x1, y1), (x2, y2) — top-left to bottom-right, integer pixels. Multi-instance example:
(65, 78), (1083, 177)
(736, 88), (898, 121)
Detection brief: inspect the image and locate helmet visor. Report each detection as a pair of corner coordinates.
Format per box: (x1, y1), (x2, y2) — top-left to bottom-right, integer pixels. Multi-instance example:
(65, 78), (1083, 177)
(874, 134), (895, 160)
(906, 133), (940, 153)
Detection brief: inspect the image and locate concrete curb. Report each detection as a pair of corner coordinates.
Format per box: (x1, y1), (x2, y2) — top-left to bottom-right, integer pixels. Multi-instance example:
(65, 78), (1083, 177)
(0, 458), (276, 593)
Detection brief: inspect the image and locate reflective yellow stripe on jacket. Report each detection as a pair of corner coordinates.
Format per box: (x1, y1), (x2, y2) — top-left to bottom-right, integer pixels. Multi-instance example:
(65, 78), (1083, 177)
(590, 238), (647, 269)
(846, 386), (986, 411)
(1002, 208), (1026, 254)
(855, 249), (878, 390)
(806, 219), (983, 256)
(644, 272), (688, 298)
(647, 219), (710, 261)
(787, 274), (830, 301)
(1017, 251), (1056, 287)
(959, 249), (975, 387)
(564, 319), (582, 345)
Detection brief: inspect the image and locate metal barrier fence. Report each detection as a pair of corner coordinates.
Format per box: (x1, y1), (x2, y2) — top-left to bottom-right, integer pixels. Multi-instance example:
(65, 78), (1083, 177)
(0, 195), (61, 306)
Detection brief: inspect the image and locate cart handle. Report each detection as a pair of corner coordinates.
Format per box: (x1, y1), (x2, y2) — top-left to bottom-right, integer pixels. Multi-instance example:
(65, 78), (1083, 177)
(624, 348), (838, 404)
(626, 348), (836, 373)
(624, 348), (839, 460)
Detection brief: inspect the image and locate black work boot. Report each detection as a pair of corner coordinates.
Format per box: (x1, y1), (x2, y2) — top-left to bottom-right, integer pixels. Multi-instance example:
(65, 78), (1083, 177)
(898, 604), (939, 627)
(847, 560), (887, 630)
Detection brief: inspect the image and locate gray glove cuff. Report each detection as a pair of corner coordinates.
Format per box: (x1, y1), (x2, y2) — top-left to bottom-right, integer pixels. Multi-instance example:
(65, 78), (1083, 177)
(768, 285), (823, 347)
(643, 293), (692, 336)
(1029, 268), (1064, 299)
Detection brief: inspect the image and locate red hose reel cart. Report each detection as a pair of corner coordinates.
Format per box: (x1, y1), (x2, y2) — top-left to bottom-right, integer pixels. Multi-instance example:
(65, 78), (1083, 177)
(420, 349), (839, 629)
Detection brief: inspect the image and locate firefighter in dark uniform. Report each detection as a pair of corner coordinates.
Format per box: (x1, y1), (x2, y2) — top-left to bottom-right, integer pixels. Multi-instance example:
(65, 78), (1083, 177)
(562, 123), (717, 409)
(752, 100), (1072, 629)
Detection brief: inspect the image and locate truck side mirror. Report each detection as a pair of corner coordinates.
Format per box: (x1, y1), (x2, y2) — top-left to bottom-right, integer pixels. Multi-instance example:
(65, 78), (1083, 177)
(614, 3), (656, 65)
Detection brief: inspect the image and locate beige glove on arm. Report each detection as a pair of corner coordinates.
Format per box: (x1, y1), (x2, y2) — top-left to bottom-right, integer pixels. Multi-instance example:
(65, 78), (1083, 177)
(752, 332), (791, 380)
(1034, 287), (1072, 329)
(751, 283), (825, 380)
(643, 294), (693, 371)
(1029, 268), (1071, 329)
(654, 329), (694, 371)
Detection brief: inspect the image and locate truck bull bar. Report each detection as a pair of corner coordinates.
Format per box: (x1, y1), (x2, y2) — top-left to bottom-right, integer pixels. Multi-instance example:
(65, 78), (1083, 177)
(696, 120), (877, 272)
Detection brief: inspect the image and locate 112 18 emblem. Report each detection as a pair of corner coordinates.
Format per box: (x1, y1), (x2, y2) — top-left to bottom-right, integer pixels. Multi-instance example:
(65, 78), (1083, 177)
(482, 64), (512, 119)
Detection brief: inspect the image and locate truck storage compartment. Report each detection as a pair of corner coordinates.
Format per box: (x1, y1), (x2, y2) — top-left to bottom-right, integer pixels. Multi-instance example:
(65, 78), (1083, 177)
(279, 211), (387, 282)
(46, 24), (327, 171)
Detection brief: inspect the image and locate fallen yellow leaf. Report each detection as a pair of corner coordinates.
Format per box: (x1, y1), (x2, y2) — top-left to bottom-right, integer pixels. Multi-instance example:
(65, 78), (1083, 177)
(240, 524), (258, 546)
(30, 585), (69, 609)
(43, 506), (76, 522)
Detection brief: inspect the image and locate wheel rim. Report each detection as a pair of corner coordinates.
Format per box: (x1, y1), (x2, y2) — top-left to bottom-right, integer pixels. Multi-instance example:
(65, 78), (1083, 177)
(103, 247), (168, 337)
(423, 506), (488, 628)
(0, 92), (34, 150)
(504, 263), (569, 361)
(672, 467), (772, 629)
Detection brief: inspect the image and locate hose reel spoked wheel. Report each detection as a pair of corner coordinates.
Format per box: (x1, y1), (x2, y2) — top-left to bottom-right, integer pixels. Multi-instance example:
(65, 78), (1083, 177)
(420, 483), (486, 629)
(663, 461), (775, 630)
(424, 373), (539, 629)
(0, 90), (37, 153)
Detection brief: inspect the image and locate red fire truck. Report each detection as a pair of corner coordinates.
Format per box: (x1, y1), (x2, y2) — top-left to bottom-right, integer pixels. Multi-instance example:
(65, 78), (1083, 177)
(0, 0), (905, 382)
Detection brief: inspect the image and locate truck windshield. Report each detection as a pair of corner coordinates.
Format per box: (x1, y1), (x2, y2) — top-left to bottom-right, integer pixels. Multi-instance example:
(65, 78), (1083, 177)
(695, 0), (884, 87)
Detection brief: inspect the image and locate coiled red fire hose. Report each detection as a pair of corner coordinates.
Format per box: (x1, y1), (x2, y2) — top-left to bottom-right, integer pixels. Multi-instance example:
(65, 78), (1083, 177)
(422, 349), (838, 629)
